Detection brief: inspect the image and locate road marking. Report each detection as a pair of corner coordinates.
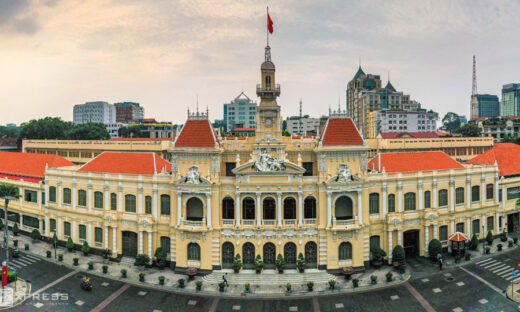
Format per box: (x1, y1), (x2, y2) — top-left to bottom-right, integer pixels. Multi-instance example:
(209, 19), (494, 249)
(498, 269), (514, 277)
(32, 270), (78, 296)
(484, 262), (504, 269)
(14, 258), (33, 265)
(491, 264), (509, 273)
(404, 282), (436, 312)
(208, 298), (219, 312)
(460, 266), (505, 296)
(476, 258), (494, 265)
(313, 297), (320, 312)
(494, 267), (513, 275)
(24, 254), (40, 261)
(90, 283), (130, 312)
(10, 260), (26, 267)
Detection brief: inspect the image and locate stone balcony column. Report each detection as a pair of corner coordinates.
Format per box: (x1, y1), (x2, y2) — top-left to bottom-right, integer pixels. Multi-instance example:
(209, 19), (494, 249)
(177, 193), (182, 226)
(298, 192), (303, 227)
(112, 226), (117, 254)
(235, 191), (241, 227)
(139, 231), (143, 254)
(327, 192), (332, 227)
(277, 192), (282, 227)
(206, 192), (212, 228)
(104, 226), (109, 249)
(357, 191), (363, 225)
(256, 192), (261, 227)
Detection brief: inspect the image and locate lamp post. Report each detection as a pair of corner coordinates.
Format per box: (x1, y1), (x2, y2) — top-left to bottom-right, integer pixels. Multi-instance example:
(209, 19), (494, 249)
(2, 196), (17, 264)
(52, 232), (57, 259)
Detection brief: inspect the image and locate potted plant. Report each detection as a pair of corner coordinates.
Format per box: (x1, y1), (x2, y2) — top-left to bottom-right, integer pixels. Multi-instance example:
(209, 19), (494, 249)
(276, 254), (286, 274)
(46, 250), (52, 258)
(102, 265), (108, 274)
(501, 233), (508, 242)
(233, 254), (242, 273)
(286, 283), (292, 292)
(135, 254), (150, 267)
(139, 272), (145, 282)
(328, 280), (336, 289)
(218, 282), (226, 292)
(58, 254), (63, 261)
(485, 246), (490, 254)
(30, 229), (41, 243)
(392, 245), (406, 271)
(469, 234), (479, 250)
(428, 239), (442, 261)
(370, 275), (378, 284)
(486, 230), (494, 245)
(254, 255), (263, 274)
(102, 248), (112, 259)
(73, 257), (79, 266)
(196, 280), (203, 291)
(297, 253), (306, 273)
(307, 281), (314, 291)
(158, 276), (165, 285)
(88, 261), (94, 270)
(155, 248), (167, 270)
(121, 269), (127, 278)
(12, 223), (19, 236)
(178, 278), (185, 288)
(509, 240), (514, 248)
(66, 237), (75, 252)
(498, 243), (503, 251)
(81, 241), (90, 256)
(12, 249), (20, 258)
(13, 240), (18, 247)
(371, 247), (386, 268)
(245, 283), (251, 293)
(342, 266), (354, 280)
(386, 272), (393, 282)
(24, 243), (29, 251)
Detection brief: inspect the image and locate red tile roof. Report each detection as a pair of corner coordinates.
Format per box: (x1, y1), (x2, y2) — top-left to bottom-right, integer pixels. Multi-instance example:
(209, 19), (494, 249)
(78, 152), (171, 175)
(0, 152), (73, 182)
(449, 232), (468, 242)
(467, 143), (520, 177)
(109, 138), (173, 141)
(368, 151), (464, 173)
(174, 120), (218, 148)
(380, 132), (438, 139)
(436, 130), (452, 137)
(231, 128), (255, 132)
(320, 118), (364, 146)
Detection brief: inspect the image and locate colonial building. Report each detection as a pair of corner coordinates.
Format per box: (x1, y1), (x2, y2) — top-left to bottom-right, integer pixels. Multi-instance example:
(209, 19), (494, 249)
(4, 43), (520, 276)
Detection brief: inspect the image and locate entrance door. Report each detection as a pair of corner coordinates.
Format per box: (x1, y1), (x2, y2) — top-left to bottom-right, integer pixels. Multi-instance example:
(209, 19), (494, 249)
(263, 243), (276, 269)
(305, 242), (317, 268)
(508, 213), (519, 233)
(242, 243), (255, 269)
(122, 231), (138, 257)
(403, 230), (420, 259)
(284, 242), (297, 269)
(222, 242), (234, 269)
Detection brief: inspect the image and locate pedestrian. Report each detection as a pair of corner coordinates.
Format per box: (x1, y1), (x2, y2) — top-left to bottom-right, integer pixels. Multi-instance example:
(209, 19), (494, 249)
(223, 272), (229, 287)
(436, 252), (441, 262)
(439, 255), (443, 270)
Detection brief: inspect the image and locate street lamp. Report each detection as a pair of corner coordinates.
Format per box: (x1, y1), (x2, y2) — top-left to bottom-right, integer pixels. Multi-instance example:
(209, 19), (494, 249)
(52, 231), (58, 259)
(1, 196), (17, 264)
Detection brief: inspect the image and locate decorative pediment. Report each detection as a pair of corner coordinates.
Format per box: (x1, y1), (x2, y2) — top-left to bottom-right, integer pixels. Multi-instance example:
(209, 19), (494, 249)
(426, 213), (437, 221)
(233, 160), (306, 175)
(390, 218), (400, 226)
(176, 166), (212, 185)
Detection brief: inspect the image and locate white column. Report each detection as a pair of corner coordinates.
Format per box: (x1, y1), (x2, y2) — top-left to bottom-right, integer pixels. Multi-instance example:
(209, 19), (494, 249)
(277, 192), (282, 227)
(327, 192), (332, 227)
(57, 216), (62, 238)
(104, 185), (109, 211)
(45, 215), (49, 236)
(138, 187), (143, 214)
(398, 230), (402, 246)
(152, 188), (158, 220)
(418, 181), (423, 210)
(38, 190), (42, 212)
(72, 219), (77, 242)
(502, 184), (506, 210)
(382, 184), (387, 217)
(496, 212), (500, 232)
(139, 231), (143, 254)
(148, 231), (152, 257)
(433, 224), (438, 240)
(432, 178), (438, 208)
(466, 178), (472, 209)
(104, 226), (109, 249)
(502, 215), (506, 232)
(256, 193), (261, 227)
(45, 183), (49, 205)
(298, 192), (303, 227)
(88, 221), (92, 245)
(481, 178), (486, 204)
(388, 230), (393, 263)
(466, 217), (471, 236)
(177, 193), (182, 226)
(397, 184), (403, 213)
(72, 182), (77, 210)
(450, 180), (455, 212)
(357, 191), (363, 225)
(451, 220), (455, 234)
(482, 215), (486, 235)
(424, 226), (429, 253)
(206, 193), (212, 228)
(495, 175), (500, 204)
(112, 227), (117, 254)
(235, 192), (241, 226)
(118, 185), (123, 212)
(87, 184), (92, 212)
(58, 182), (62, 206)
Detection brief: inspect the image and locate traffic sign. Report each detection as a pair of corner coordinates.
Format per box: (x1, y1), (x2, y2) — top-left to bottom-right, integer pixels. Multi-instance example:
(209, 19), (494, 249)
(513, 271), (517, 277)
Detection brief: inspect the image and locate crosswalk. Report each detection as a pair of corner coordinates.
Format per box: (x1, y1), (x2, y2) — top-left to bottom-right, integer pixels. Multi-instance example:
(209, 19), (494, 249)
(8, 253), (40, 270)
(476, 257), (520, 282)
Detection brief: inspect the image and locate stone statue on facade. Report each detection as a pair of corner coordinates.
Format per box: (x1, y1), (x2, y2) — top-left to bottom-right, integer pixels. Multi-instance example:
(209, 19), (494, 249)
(337, 164), (352, 183)
(254, 150), (285, 172)
(186, 166), (201, 184)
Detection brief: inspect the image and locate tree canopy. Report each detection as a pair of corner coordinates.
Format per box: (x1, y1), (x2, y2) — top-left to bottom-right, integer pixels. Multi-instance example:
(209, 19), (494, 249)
(456, 124), (481, 137)
(20, 117), (110, 140)
(441, 112), (461, 134)
(118, 125), (148, 138)
(68, 123), (110, 140)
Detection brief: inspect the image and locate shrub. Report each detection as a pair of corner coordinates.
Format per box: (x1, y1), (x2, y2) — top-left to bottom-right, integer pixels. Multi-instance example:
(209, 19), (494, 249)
(158, 275), (165, 285)
(328, 280), (336, 289)
(286, 283), (292, 292)
(66, 237), (75, 251)
(135, 254), (150, 266)
(73, 257), (79, 266)
(485, 246), (490, 254)
(12, 223), (20, 235)
(497, 243), (503, 251)
(469, 234), (479, 250)
(30, 229), (41, 242)
(178, 278), (185, 288)
(81, 241), (90, 255)
(24, 243), (29, 251)
(371, 247), (387, 264)
(254, 254), (263, 272)
(486, 230), (494, 245)
(102, 265), (108, 274)
(386, 272), (393, 282)
(88, 261), (94, 270)
(58, 254), (63, 261)
(501, 232), (508, 242)
(352, 278), (359, 288)
(276, 254), (286, 272)
(121, 269), (127, 278)
(370, 275), (378, 284)
(509, 240), (514, 248)
(7, 269), (18, 283)
(245, 283), (251, 292)
(297, 253), (306, 271)
(428, 239), (442, 261)
(196, 280), (203, 290)
(233, 254), (242, 272)
(102, 248), (112, 259)
(46, 250), (52, 258)
(155, 248), (167, 269)
(139, 272), (145, 282)
(307, 281), (314, 291)
(392, 245), (405, 266)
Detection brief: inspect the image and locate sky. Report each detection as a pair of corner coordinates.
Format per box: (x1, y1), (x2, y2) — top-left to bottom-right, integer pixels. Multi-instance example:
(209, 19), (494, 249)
(1, 0), (519, 125)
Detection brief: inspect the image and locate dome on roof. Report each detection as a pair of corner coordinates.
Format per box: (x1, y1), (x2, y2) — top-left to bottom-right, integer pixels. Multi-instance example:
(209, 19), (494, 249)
(261, 60), (275, 70)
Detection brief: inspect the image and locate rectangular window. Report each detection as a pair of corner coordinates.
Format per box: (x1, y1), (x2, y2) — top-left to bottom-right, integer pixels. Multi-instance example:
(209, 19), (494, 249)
(49, 186), (56, 203)
(507, 186), (520, 200)
(369, 193), (379, 214)
(24, 190), (37, 203)
(456, 188), (464, 205)
(79, 224), (86, 240)
(302, 162), (313, 176)
(94, 192), (103, 209)
(63, 188), (71, 204)
(95, 227), (102, 242)
(78, 190), (87, 206)
(64, 222), (71, 237)
(388, 194), (395, 212)
(110, 193), (117, 210)
(404, 193), (416, 211)
(161, 195), (170, 215)
(438, 190), (448, 207)
(472, 219), (480, 235)
(225, 162), (236, 177)
(439, 225), (448, 241)
(145, 196), (152, 214)
(50, 219), (56, 233)
(487, 216), (494, 231)
(160, 236), (170, 254)
(471, 186), (480, 202)
(125, 195), (136, 212)
(22, 215), (39, 228)
(456, 222), (465, 233)
(486, 184), (494, 200)
(424, 191), (431, 209)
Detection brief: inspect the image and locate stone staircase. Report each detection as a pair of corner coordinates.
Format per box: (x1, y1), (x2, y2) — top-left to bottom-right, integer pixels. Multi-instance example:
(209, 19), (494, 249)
(119, 256), (135, 266)
(203, 269), (339, 286)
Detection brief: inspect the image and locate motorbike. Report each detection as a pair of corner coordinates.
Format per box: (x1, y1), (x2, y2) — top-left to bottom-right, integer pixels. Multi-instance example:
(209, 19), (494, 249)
(80, 279), (92, 291)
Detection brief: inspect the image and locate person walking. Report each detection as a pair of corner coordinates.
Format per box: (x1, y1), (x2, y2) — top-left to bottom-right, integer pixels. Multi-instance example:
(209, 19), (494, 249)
(223, 272), (229, 287)
(439, 255), (443, 270)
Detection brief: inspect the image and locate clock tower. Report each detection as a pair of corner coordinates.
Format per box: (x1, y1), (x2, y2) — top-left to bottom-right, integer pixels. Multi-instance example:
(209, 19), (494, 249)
(256, 44), (282, 139)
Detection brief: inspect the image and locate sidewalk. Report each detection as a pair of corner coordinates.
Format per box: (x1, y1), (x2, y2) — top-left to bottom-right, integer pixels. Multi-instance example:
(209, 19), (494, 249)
(0, 279), (30, 310)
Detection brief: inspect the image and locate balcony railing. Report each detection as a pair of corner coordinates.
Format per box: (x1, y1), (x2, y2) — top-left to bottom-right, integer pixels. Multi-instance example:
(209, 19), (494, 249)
(284, 219), (296, 226)
(263, 220), (276, 226)
(222, 220), (234, 226)
(242, 220), (255, 226)
(183, 220), (203, 227)
(335, 218), (356, 227)
(304, 219), (316, 225)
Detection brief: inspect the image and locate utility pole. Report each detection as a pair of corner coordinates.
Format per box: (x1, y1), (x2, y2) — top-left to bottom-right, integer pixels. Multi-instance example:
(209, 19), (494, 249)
(299, 98), (303, 136)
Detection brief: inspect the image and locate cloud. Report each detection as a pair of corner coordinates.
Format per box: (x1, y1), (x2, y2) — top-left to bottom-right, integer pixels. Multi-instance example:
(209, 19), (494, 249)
(0, 0), (41, 35)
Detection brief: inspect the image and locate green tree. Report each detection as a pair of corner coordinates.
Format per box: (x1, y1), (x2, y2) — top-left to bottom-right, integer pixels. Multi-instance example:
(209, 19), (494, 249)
(469, 234), (479, 250)
(81, 241), (91, 255)
(20, 117), (73, 140)
(118, 125), (147, 138)
(392, 245), (405, 266)
(66, 237), (75, 251)
(282, 130), (291, 136)
(428, 239), (442, 261)
(30, 229), (41, 242)
(68, 123), (110, 140)
(441, 112), (461, 134)
(456, 124), (481, 137)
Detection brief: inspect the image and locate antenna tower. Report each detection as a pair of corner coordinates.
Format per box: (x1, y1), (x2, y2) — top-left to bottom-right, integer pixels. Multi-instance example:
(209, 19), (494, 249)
(472, 54), (477, 97)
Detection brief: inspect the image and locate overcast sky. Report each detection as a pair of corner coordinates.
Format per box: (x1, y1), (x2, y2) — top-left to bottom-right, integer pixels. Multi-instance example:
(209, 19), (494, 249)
(1, 0), (518, 125)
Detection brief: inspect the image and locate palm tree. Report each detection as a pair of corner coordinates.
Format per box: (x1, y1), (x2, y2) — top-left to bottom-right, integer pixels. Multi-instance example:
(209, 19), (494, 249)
(0, 184), (20, 262)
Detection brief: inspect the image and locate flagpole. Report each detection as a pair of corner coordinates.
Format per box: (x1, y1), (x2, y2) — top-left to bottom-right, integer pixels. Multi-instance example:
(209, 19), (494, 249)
(267, 6), (269, 47)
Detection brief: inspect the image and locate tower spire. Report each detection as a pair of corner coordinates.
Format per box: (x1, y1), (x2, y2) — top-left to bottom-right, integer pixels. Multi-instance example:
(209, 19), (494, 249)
(472, 54), (477, 97)
(299, 98), (303, 136)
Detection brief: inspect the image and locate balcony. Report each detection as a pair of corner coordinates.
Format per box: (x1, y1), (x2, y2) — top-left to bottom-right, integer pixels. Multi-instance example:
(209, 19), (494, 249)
(222, 220), (234, 226)
(183, 220), (203, 227)
(284, 219), (296, 226)
(242, 220), (255, 226)
(334, 217), (356, 227)
(304, 219), (316, 225)
(263, 220), (276, 226)
(256, 84), (281, 98)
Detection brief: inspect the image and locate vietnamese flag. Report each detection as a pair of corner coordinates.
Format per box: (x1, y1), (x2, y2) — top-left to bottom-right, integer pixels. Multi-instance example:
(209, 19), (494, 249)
(1, 265), (7, 287)
(267, 13), (274, 34)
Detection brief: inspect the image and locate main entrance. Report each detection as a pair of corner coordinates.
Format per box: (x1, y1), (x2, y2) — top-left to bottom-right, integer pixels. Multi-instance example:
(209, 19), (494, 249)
(284, 242), (297, 269)
(403, 230), (420, 259)
(508, 213), (520, 233)
(242, 243), (255, 269)
(222, 242), (234, 269)
(122, 231), (138, 257)
(263, 243), (276, 269)
(305, 242), (317, 268)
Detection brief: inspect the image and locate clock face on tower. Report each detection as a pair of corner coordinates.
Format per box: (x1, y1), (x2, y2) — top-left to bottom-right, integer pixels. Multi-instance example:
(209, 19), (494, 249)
(265, 118), (273, 127)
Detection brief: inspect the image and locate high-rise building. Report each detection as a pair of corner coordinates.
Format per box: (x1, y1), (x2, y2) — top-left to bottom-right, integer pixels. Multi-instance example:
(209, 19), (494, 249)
(114, 102), (144, 123)
(286, 116), (320, 136)
(73, 101), (116, 125)
(502, 83), (520, 116)
(470, 94), (500, 118)
(223, 92), (257, 132)
(366, 109), (438, 138)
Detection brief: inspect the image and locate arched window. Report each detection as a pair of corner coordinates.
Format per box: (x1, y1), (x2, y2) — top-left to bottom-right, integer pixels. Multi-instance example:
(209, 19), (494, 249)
(335, 196), (353, 220)
(242, 197), (255, 220)
(265, 75), (271, 89)
(388, 194), (395, 213)
(424, 191), (431, 209)
(186, 197), (203, 221)
(283, 197), (296, 220)
(404, 192), (416, 211)
(438, 189), (448, 207)
(94, 191), (103, 209)
(49, 186), (56, 203)
(456, 187), (464, 205)
(486, 184), (494, 200)
(110, 193), (117, 210)
(125, 194), (136, 212)
(263, 197), (275, 220)
(78, 190), (87, 206)
(145, 196), (152, 214)
(472, 186), (480, 202)
(472, 219), (480, 235)
(304, 197), (316, 219)
(160, 236), (170, 254)
(339, 242), (352, 260)
(63, 188), (71, 204)
(456, 222), (465, 233)
(187, 243), (200, 260)
(222, 197), (234, 220)
(369, 193), (379, 214)
(161, 195), (170, 215)
(487, 216), (494, 231)
(439, 225), (448, 241)
(79, 224), (86, 240)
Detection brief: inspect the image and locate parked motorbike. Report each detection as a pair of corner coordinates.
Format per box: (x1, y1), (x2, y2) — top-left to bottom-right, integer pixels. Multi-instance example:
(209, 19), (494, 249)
(80, 278), (92, 291)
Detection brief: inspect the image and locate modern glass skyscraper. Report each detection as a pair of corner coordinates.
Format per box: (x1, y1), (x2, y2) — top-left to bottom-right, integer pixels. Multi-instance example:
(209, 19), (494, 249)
(502, 83), (520, 116)
(470, 94), (500, 118)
